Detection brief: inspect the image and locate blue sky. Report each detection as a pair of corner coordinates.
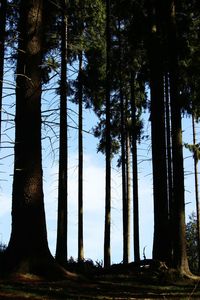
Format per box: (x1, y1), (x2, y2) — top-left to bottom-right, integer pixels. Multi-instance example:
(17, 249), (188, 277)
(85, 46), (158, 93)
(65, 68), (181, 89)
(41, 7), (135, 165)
(0, 59), (199, 264)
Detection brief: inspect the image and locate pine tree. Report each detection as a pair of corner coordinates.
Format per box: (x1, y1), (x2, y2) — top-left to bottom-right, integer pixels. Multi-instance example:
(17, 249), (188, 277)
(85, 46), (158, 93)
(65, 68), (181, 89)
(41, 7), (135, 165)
(56, 0), (68, 266)
(167, 0), (190, 274)
(4, 0), (65, 277)
(0, 0), (7, 145)
(104, 0), (111, 268)
(147, 0), (170, 263)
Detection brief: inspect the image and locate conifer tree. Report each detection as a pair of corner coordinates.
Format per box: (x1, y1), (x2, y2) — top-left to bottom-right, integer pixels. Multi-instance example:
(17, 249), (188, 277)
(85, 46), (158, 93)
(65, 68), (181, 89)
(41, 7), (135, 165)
(104, 0), (111, 268)
(167, 0), (190, 274)
(4, 0), (65, 277)
(0, 0), (7, 145)
(56, 0), (68, 265)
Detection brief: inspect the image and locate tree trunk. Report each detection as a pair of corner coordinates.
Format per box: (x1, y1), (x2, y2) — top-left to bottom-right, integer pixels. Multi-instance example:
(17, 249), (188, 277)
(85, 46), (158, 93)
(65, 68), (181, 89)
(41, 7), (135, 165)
(120, 88), (128, 264)
(165, 72), (174, 264)
(119, 64), (129, 264)
(0, 0), (7, 145)
(148, 1), (170, 262)
(104, 0), (111, 268)
(167, 0), (190, 274)
(55, 0), (68, 266)
(125, 122), (131, 263)
(78, 51), (84, 262)
(4, 0), (63, 277)
(130, 73), (140, 262)
(118, 18), (129, 263)
(192, 114), (200, 272)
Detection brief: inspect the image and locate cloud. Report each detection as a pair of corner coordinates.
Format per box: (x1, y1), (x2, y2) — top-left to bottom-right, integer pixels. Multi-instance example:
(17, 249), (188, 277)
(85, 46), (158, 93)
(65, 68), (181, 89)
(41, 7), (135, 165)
(0, 193), (11, 217)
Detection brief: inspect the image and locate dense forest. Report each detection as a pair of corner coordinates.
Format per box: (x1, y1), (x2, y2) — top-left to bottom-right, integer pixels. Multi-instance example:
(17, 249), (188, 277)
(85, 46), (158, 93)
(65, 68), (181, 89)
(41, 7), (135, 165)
(0, 0), (200, 289)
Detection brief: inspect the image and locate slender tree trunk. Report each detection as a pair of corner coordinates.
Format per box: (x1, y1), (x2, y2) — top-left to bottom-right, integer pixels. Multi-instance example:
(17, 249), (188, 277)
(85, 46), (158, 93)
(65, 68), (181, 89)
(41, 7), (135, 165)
(104, 0), (111, 268)
(192, 114), (200, 272)
(130, 72), (140, 262)
(120, 88), (128, 263)
(167, 0), (190, 274)
(118, 18), (129, 263)
(78, 51), (84, 262)
(125, 122), (131, 262)
(165, 72), (174, 264)
(0, 0), (7, 145)
(4, 0), (61, 276)
(148, 1), (170, 262)
(56, 0), (68, 265)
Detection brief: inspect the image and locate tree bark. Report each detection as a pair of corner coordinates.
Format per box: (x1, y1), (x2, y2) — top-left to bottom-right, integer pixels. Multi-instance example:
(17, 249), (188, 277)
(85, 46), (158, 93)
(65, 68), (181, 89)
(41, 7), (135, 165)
(78, 51), (84, 262)
(56, 0), (68, 266)
(125, 121), (131, 263)
(118, 18), (129, 263)
(148, 1), (170, 262)
(104, 0), (111, 268)
(130, 73), (140, 262)
(192, 114), (200, 272)
(4, 0), (63, 277)
(0, 0), (7, 145)
(165, 72), (174, 264)
(167, 0), (190, 274)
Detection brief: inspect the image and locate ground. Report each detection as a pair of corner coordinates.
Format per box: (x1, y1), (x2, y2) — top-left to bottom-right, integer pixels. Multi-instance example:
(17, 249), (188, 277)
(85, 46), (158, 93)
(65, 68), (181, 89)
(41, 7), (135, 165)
(0, 262), (200, 299)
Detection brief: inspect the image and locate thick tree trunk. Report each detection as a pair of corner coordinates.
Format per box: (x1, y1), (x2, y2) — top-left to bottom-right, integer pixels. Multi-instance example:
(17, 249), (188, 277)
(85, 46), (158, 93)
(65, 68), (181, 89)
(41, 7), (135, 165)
(130, 73), (140, 262)
(78, 51), (84, 262)
(167, 0), (190, 274)
(104, 0), (111, 268)
(148, 1), (170, 262)
(55, 0), (68, 266)
(0, 0), (7, 145)
(4, 0), (63, 277)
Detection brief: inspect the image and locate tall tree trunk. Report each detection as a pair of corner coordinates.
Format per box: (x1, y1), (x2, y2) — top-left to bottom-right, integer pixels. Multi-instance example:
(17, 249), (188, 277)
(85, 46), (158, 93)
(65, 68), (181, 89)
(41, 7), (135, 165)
(0, 0), (7, 145)
(4, 0), (61, 276)
(78, 51), (84, 262)
(192, 114), (200, 272)
(167, 0), (190, 274)
(165, 72), (174, 264)
(148, 1), (170, 262)
(118, 18), (129, 263)
(120, 88), (128, 263)
(125, 122), (131, 263)
(104, 0), (111, 268)
(56, 0), (68, 265)
(130, 72), (140, 262)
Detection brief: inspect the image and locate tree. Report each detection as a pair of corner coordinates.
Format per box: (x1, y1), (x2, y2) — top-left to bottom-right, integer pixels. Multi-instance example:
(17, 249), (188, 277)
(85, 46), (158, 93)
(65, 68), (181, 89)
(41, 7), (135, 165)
(68, 0), (106, 262)
(104, 0), (111, 268)
(55, 0), (68, 266)
(167, 0), (190, 274)
(118, 19), (130, 264)
(4, 0), (64, 277)
(147, 0), (170, 263)
(0, 0), (7, 145)
(130, 72), (140, 262)
(77, 51), (84, 262)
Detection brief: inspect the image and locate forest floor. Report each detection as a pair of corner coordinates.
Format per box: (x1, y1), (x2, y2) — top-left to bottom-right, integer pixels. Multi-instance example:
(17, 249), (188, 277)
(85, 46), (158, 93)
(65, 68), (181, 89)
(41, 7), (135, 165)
(0, 261), (200, 299)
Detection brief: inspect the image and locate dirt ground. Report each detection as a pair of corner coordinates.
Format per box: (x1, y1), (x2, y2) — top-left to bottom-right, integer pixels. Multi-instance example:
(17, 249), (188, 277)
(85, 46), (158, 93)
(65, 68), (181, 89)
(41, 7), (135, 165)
(0, 273), (200, 299)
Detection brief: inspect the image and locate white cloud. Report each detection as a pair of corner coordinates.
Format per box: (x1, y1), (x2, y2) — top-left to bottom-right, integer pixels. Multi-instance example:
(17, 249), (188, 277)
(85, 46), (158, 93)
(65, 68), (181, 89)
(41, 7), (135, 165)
(0, 193), (11, 217)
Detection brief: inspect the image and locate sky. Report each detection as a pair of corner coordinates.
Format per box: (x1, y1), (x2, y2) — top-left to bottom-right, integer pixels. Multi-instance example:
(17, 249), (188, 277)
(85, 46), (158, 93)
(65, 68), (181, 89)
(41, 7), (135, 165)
(0, 59), (199, 264)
